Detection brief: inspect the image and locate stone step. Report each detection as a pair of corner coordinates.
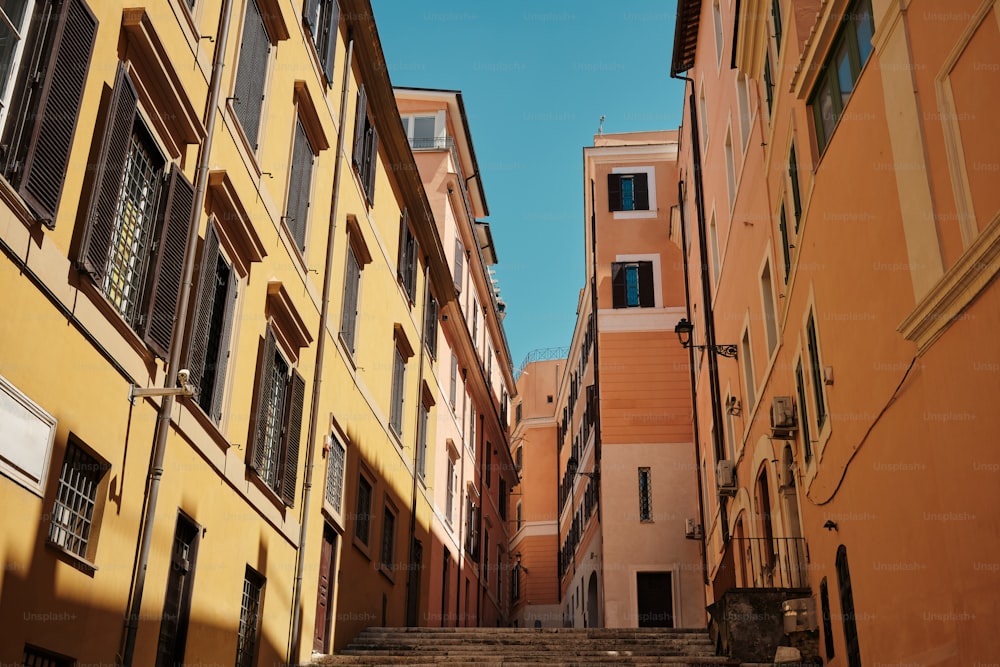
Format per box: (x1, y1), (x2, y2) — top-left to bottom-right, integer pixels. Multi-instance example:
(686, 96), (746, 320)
(314, 658), (735, 666)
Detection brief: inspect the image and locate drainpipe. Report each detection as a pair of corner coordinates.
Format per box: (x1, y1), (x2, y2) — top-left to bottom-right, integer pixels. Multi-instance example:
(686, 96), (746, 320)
(120, 2), (234, 664)
(287, 37), (354, 664)
(587, 177), (606, 626)
(671, 71), (730, 542)
(405, 257), (430, 625)
(476, 411), (485, 625)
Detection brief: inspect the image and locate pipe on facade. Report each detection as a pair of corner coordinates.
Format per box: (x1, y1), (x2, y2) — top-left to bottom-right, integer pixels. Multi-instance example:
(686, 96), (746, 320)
(287, 37), (355, 664)
(587, 177), (606, 626)
(121, 0), (234, 663)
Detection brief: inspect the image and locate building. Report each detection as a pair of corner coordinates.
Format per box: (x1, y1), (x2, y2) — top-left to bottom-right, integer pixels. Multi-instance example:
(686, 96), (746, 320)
(555, 131), (704, 629)
(672, 0), (1000, 662)
(0, 0), (514, 664)
(509, 353), (565, 627)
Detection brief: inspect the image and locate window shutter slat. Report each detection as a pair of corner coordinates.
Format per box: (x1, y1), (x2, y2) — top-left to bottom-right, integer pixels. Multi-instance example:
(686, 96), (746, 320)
(322, 1), (340, 84)
(638, 261), (655, 307)
(234, 0), (268, 150)
(425, 296), (438, 358)
(187, 222), (222, 398)
(286, 119), (313, 251)
(252, 326), (277, 472)
(78, 64), (138, 281)
(396, 210), (407, 283)
(352, 85), (366, 168)
(454, 239), (464, 294)
(340, 248), (359, 352)
(144, 168), (195, 359)
(611, 262), (626, 308)
(281, 370), (306, 506)
(365, 124), (378, 201)
(211, 269), (238, 422)
(303, 0), (320, 36)
(633, 173), (649, 211)
(608, 174), (622, 212)
(18, 0), (98, 227)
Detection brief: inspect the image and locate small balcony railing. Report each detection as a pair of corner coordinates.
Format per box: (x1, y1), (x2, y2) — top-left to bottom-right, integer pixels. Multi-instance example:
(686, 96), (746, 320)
(730, 536), (808, 589)
(408, 136), (453, 151)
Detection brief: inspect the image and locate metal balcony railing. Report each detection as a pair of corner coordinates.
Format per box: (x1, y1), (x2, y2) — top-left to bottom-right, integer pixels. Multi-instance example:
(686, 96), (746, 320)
(730, 536), (808, 589)
(408, 136), (453, 150)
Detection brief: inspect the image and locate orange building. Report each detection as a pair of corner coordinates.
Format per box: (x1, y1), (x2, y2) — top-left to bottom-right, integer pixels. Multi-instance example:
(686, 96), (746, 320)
(672, 0), (1000, 662)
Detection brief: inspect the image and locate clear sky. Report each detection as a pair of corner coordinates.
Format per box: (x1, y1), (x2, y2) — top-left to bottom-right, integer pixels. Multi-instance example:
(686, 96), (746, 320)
(371, 1), (687, 370)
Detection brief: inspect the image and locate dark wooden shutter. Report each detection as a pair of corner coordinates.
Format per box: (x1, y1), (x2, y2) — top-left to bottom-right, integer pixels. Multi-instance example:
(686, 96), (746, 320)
(303, 0), (320, 36)
(17, 0), (98, 227)
(281, 370), (306, 506)
(454, 239), (464, 294)
(638, 261), (655, 307)
(633, 173), (649, 211)
(187, 223), (221, 399)
(234, 0), (269, 150)
(425, 296), (438, 358)
(322, 1), (340, 84)
(78, 64), (138, 280)
(211, 269), (238, 422)
(365, 124), (378, 201)
(607, 174), (622, 212)
(286, 119), (313, 251)
(251, 326), (277, 472)
(611, 262), (626, 308)
(340, 247), (359, 351)
(352, 85), (366, 169)
(144, 168), (195, 359)
(396, 210), (407, 284)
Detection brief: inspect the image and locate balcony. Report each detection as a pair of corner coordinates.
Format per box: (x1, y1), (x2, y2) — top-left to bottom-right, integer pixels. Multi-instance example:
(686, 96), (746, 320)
(726, 536), (809, 589)
(408, 136), (453, 151)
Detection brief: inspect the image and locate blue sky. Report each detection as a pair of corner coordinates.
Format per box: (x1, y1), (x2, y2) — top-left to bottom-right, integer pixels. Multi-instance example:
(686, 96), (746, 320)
(371, 1), (687, 370)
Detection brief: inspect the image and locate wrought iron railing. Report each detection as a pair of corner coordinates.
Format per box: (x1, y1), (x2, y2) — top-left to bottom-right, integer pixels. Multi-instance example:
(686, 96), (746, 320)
(515, 347), (570, 380)
(730, 536), (808, 589)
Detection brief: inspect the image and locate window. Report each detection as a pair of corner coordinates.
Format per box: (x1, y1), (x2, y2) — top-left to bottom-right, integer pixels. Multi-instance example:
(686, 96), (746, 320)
(763, 51), (775, 117)
(303, 0), (339, 85)
(454, 238), (464, 294)
(355, 473), (373, 546)
(806, 313), (827, 429)
(78, 65), (196, 359)
(483, 531), (490, 582)
(156, 514), (199, 667)
(794, 360), (815, 464)
(515, 402), (522, 424)
(449, 353), (458, 410)
(465, 496), (480, 557)
(48, 439), (108, 561)
(325, 434), (346, 513)
(819, 577), (835, 659)
(638, 467), (652, 522)
(725, 128), (736, 210)
(339, 245), (362, 355)
(497, 544), (503, 598)
(235, 567), (265, 667)
(736, 74), (752, 151)
(0, 0), (97, 227)
(397, 210), (418, 302)
(511, 559), (520, 601)
(756, 469), (775, 569)
(424, 292), (438, 358)
(761, 261), (778, 355)
(771, 0), (783, 52)
(22, 645), (73, 667)
(352, 84), (377, 202)
(836, 546), (862, 667)
(485, 441), (492, 488)
(725, 395), (737, 459)
(233, 0), (271, 151)
(472, 300), (479, 349)
(0, 373), (57, 495)
(284, 118), (316, 252)
(778, 201), (792, 283)
(698, 83), (709, 147)
(188, 223), (237, 422)
(515, 446), (523, 471)
(515, 501), (522, 531)
(446, 458), (456, 526)
(713, 0), (724, 66)
(741, 329), (756, 412)
(416, 402), (429, 480)
(809, 0), (875, 154)
(608, 173), (649, 212)
(788, 144), (803, 231)
(403, 114), (440, 149)
(380, 505), (396, 571)
(469, 404), (476, 452)
(249, 326), (305, 506)
(611, 261), (654, 308)
(710, 213), (721, 288)
(389, 344), (406, 438)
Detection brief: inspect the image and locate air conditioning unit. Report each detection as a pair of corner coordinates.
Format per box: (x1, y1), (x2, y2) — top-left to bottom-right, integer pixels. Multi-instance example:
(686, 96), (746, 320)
(770, 396), (798, 439)
(716, 460), (737, 496)
(684, 518), (704, 540)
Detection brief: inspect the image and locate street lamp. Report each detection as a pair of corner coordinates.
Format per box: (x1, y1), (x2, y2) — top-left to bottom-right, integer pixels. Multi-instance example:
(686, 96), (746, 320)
(566, 456), (599, 481)
(673, 318), (738, 358)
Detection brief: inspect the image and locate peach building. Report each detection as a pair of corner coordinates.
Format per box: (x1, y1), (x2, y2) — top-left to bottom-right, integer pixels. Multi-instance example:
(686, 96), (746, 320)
(554, 131), (704, 629)
(672, 0), (1000, 662)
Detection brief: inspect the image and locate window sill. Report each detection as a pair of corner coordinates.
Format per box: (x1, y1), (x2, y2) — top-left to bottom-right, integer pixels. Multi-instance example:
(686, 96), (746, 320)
(338, 333), (359, 370)
(378, 563), (397, 584)
(353, 535), (373, 561)
(46, 540), (98, 576)
(612, 209), (657, 220)
(0, 174), (40, 228)
(247, 464), (289, 512)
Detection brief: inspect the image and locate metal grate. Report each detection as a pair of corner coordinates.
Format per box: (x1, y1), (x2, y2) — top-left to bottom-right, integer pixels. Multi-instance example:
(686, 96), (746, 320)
(102, 131), (160, 326)
(49, 441), (104, 558)
(638, 468), (652, 522)
(258, 353), (288, 490)
(325, 436), (345, 512)
(380, 507), (395, 569)
(235, 568), (264, 667)
(355, 475), (372, 545)
(23, 644), (73, 667)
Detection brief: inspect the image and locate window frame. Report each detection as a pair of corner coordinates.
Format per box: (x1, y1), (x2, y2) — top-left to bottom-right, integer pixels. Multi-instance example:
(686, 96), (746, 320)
(638, 467), (653, 523)
(354, 470), (374, 552)
(379, 502), (397, 578)
(232, 0), (273, 153)
(302, 0), (340, 86)
(351, 83), (378, 203)
(47, 436), (110, 568)
(283, 116), (317, 254)
(611, 260), (655, 309)
(235, 566), (265, 667)
(741, 327), (756, 413)
(324, 430), (347, 517)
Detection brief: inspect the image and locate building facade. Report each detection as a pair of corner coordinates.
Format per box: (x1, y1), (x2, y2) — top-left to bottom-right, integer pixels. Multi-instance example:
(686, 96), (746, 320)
(673, 0), (1000, 662)
(0, 0), (514, 665)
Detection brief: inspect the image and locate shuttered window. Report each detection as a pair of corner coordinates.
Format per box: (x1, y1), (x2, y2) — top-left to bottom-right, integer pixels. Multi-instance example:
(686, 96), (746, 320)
(1, 0), (97, 227)
(611, 261), (654, 308)
(608, 173), (649, 211)
(77, 64), (194, 359)
(285, 118), (315, 252)
(778, 202), (791, 282)
(788, 144), (803, 231)
(380, 505), (396, 569)
(303, 0), (339, 85)
(187, 222), (237, 423)
(424, 293), (438, 358)
(397, 209), (418, 302)
(836, 546), (862, 667)
(250, 325), (305, 506)
(351, 84), (377, 202)
(355, 473), (372, 545)
(234, 0), (270, 151)
(453, 238), (464, 293)
(416, 402), (429, 480)
(806, 313), (827, 429)
(445, 458), (455, 525)
(339, 245), (361, 354)
(389, 345), (405, 438)
(449, 353), (458, 410)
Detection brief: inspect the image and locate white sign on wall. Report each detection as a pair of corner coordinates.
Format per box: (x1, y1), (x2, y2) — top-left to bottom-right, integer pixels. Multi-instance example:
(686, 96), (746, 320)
(0, 374), (57, 496)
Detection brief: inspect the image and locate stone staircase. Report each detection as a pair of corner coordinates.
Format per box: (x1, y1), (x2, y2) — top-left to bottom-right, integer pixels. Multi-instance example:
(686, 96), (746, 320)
(310, 627), (738, 666)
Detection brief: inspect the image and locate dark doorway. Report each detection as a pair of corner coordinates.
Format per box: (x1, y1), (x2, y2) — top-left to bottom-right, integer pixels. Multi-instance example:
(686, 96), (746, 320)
(441, 549), (450, 627)
(312, 524), (338, 653)
(155, 513), (200, 667)
(587, 572), (599, 628)
(636, 572), (673, 628)
(406, 539), (423, 626)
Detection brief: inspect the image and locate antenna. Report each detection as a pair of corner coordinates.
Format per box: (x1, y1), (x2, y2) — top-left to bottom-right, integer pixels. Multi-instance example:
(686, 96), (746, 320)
(598, 115), (606, 134)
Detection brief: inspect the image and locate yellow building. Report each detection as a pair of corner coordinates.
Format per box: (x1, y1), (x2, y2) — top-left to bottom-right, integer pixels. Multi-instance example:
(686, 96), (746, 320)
(0, 0), (514, 664)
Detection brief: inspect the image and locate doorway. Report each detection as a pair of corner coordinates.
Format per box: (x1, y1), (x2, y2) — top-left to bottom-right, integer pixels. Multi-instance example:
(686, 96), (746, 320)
(587, 572), (599, 628)
(313, 524), (338, 653)
(636, 572), (673, 628)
